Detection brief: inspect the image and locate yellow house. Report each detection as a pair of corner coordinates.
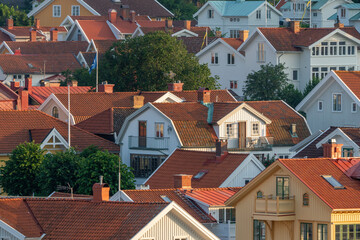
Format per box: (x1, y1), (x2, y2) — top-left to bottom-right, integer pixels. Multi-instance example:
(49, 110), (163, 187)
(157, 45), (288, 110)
(226, 141), (360, 240)
(28, 0), (173, 26)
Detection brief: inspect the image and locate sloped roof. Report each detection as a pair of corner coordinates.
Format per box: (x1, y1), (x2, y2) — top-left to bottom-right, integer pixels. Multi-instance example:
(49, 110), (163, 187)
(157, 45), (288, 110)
(184, 187), (242, 206)
(350, 12), (360, 20)
(222, 38), (244, 49)
(0, 31), (12, 43)
(93, 39), (119, 53)
(335, 71), (360, 100)
(209, 1), (264, 16)
(2, 26), (66, 37)
(77, 20), (117, 40)
(111, 20), (138, 34)
(145, 149), (249, 189)
(312, 0), (329, 10)
(30, 86), (91, 104)
(178, 36), (218, 54)
(3, 41), (88, 55)
(342, 3), (360, 9)
(276, 0), (287, 10)
(0, 110), (119, 153)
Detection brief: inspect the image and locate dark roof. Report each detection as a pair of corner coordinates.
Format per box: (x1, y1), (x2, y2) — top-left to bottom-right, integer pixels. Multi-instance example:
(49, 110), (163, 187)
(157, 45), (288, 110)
(178, 37), (218, 54)
(3, 41), (88, 55)
(1, 0), (27, 8)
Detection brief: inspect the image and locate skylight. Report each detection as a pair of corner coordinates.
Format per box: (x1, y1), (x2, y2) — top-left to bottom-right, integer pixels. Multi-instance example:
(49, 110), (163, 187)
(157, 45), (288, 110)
(160, 195), (171, 202)
(322, 175), (345, 189)
(193, 170), (207, 179)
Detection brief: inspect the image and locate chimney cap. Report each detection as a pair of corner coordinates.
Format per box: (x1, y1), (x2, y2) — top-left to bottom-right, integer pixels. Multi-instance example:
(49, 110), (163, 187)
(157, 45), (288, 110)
(328, 138), (336, 144)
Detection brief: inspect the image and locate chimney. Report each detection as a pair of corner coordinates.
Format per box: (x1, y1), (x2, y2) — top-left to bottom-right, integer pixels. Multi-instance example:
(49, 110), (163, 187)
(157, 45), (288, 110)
(35, 19), (40, 29)
(25, 76), (32, 94)
(108, 9), (117, 24)
(215, 31), (222, 37)
(168, 81), (184, 92)
(239, 30), (249, 42)
(290, 21), (300, 34)
(322, 139), (343, 159)
(216, 139), (228, 161)
(14, 48), (21, 55)
(197, 88), (211, 103)
(184, 20), (191, 30)
(50, 28), (58, 41)
(335, 22), (344, 28)
(92, 177), (110, 202)
(165, 19), (173, 30)
(18, 89), (28, 110)
(6, 18), (13, 30)
(98, 82), (114, 93)
(10, 81), (20, 91)
(130, 10), (136, 23)
(70, 80), (78, 87)
(121, 6), (130, 20)
(30, 28), (37, 42)
(133, 95), (144, 108)
(173, 174), (192, 189)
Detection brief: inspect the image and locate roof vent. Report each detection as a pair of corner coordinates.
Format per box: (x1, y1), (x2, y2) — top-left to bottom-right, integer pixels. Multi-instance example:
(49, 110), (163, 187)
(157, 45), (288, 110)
(112, 0), (121, 2)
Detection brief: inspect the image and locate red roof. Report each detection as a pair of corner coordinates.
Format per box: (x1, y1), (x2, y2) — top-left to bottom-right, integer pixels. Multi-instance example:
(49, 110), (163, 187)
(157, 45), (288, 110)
(30, 86), (91, 104)
(78, 20), (117, 40)
(3, 41), (88, 55)
(145, 149), (249, 189)
(112, 20), (138, 34)
(222, 38), (244, 50)
(184, 187), (242, 206)
(335, 71), (360, 100)
(0, 82), (18, 110)
(276, 0), (287, 10)
(0, 110), (119, 153)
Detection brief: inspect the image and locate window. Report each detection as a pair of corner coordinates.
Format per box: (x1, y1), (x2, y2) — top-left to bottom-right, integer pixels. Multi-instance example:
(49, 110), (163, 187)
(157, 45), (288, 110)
(318, 101), (323, 111)
(339, 41), (346, 55)
(52, 106), (59, 118)
(245, 179), (250, 185)
(53, 5), (61, 17)
(230, 80), (238, 89)
(318, 224), (327, 240)
(156, 17), (162, 21)
(211, 52), (218, 64)
(267, 9), (271, 19)
(227, 53), (235, 64)
(130, 154), (166, 178)
(174, 237), (188, 240)
(256, 10), (261, 19)
(276, 177), (289, 199)
(343, 148), (353, 157)
(230, 29), (240, 38)
(257, 43), (265, 62)
(71, 5), (80, 16)
(313, 12), (317, 17)
(252, 122), (260, 136)
(303, 193), (309, 206)
(13, 74), (22, 80)
(335, 224), (360, 240)
(160, 195), (171, 202)
(208, 9), (214, 18)
(194, 170), (207, 179)
(333, 94), (342, 112)
(320, 67), (328, 79)
(226, 123), (234, 136)
(155, 123), (164, 138)
(322, 175), (345, 189)
(301, 223), (313, 240)
(230, 17), (240, 22)
(218, 208), (235, 223)
(330, 42), (337, 55)
(312, 47), (319, 56)
(348, 46), (355, 55)
(321, 42), (328, 56)
(312, 67), (319, 79)
(257, 191), (263, 198)
(352, 102), (357, 113)
(254, 220), (265, 240)
(341, 8), (346, 18)
(293, 70), (298, 80)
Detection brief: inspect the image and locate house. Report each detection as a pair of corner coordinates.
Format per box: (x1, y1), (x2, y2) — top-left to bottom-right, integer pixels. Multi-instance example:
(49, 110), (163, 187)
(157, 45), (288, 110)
(291, 126), (360, 158)
(111, 183), (242, 240)
(28, 0), (173, 26)
(296, 70), (360, 132)
(196, 35), (247, 97)
(0, 18), (67, 42)
(178, 36), (218, 54)
(193, 0), (282, 37)
(239, 22), (360, 91)
(226, 141), (360, 240)
(0, 183), (219, 240)
(0, 81), (20, 110)
(144, 147), (265, 188)
(329, 3), (360, 31)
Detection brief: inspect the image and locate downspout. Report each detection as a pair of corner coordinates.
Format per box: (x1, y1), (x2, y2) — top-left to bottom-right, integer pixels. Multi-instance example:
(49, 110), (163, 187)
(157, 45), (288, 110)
(277, 51), (285, 65)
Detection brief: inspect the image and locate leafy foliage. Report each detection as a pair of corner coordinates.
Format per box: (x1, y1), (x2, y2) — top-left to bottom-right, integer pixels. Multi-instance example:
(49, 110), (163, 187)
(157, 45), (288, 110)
(303, 77), (321, 97)
(0, 4), (32, 27)
(72, 67), (96, 87)
(99, 31), (219, 91)
(279, 84), (303, 108)
(159, 0), (198, 20)
(0, 142), (44, 196)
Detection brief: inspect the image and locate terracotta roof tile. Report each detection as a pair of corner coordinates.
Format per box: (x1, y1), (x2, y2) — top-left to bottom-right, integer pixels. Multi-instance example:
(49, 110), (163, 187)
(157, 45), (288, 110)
(77, 20), (116, 40)
(49, 192), (93, 200)
(145, 149), (249, 189)
(0, 31), (11, 44)
(184, 187), (242, 206)
(30, 86), (91, 104)
(111, 20), (138, 34)
(334, 71), (360, 100)
(222, 38), (244, 49)
(93, 39), (119, 53)
(3, 41), (88, 55)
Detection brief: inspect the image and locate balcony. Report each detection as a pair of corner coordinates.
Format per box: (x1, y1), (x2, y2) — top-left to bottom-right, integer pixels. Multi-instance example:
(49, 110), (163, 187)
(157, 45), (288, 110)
(226, 136), (273, 151)
(254, 195), (295, 221)
(128, 136), (169, 150)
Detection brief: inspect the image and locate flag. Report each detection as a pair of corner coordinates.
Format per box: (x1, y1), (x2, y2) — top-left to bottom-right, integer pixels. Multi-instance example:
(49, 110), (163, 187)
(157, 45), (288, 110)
(201, 30), (208, 50)
(89, 53), (97, 74)
(301, 0), (311, 22)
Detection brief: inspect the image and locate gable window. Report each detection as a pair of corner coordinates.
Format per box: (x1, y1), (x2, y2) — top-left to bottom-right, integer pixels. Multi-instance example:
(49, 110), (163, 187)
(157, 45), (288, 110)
(257, 43), (265, 62)
(227, 53), (235, 64)
(341, 8), (346, 18)
(303, 193), (309, 206)
(352, 102), (357, 113)
(330, 42), (337, 55)
(318, 224), (327, 240)
(230, 29), (240, 38)
(256, 10), (261, 19)
(155, 122), (164, 138)
(343, 148), (353, 157)
(252, 122), (260, 136)
(254, 220), (266, 240)
(321, 42), (328, 55)
(313, 12), (317, 17)
(226, 123), (234, 136)
(267, 9), (271, 19)
(257, 191), (263, 198)
(339, 41), (346, 55)
(211, 52), (218, 64)
(276, 177), (289, 199)
(52, 107), (59, 118)
(292, 70), (298, 80)
(300, 223), (313, 240)
(53, 5), (61, 17)
(71, 5), (80, 16)
(230, 80), (238, 89)
(318, 100), (323, 111)
(332, 93), (342, 112)
(208, 9), (214, 18)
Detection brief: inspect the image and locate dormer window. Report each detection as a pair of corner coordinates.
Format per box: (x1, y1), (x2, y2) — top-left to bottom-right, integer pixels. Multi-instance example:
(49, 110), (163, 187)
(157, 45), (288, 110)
(252, 122), (260, 136)
(341, 8), (346, 18)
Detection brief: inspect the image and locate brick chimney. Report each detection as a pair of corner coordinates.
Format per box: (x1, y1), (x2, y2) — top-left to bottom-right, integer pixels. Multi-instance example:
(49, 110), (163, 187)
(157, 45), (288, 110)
(18, 89), (28, 110)
(25, 76), (32, 93)
(121, 6), (130, 20)
(168, 82), (183, 92)
(10, 81), (20, 91)
(215, 31), (222, 37)
(174, 174), (192, 189)
(198, 88), (211, 103)
(165, 19), (173, 30)
(216, 139), (228, 161)
(50, 28), (58, 41)
(108, 9), (117, 24)
(30, 29), (37, 42)
(184, 20), (191, 30)
(14, 48), (21, 55)
(6, 18), (13, 30)
(98, 82), (114, 93)
(239, 30), (249, 42)
(322, 139), (343, 159)
(290, 21), (300, 34)
(35, 19), (40, 29)
(133, 95), (144, 108)
(92, 177), (110, 202)
(335, 22), (344, 28)
(130, 10), (136, 23)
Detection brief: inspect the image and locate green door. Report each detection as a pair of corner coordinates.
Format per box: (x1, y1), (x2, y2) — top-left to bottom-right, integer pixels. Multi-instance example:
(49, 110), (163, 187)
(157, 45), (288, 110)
(276, 177), (289, 199)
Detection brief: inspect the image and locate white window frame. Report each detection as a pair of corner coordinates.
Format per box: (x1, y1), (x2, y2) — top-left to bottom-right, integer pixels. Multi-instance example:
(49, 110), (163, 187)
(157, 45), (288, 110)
(257, 43), (265, 62)
(211, 52), (219, 64)
(155, 122), (164, 138)
(292, 70), (298, 81)
(267, 9), (271, 19)
(318, 100), (323, 111)
(252, 122), (260, 136)
(341, 8), (346, 18)
(174, 237), (188, 240)
(208, 9), (214, 18)
(53, 5), (61, 17)
(230, 29), (240, 38)
(227, 53), (235, 64)
(256, 10), (261, 19)
(226, 123), (234, 137)
(332, 93), (342, 112)
(351, 102), (357, 113)
(230, 80), (238, 89)
(71, 5), (80, 16)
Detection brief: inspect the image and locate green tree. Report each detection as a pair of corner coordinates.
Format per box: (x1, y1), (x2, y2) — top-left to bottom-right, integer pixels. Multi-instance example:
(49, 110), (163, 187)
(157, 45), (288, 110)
(279, 84), (303, 108)
(72, 67), (96, 87)
(0, 4), (32, 26)
(303, 77), (321, 97)
(100, 31), (219, 91)
(37, 149), (80, 196)
(0, 142), (44, 196)
(244, 63), (288, 100)
(157, 0), (197, 19)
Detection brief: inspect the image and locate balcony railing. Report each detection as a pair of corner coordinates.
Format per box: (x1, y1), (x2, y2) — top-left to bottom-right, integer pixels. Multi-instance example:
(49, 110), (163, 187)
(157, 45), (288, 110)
(225, 136), (273, 151)
(255, 195), (295, 215)
(128, 136), (169, 150)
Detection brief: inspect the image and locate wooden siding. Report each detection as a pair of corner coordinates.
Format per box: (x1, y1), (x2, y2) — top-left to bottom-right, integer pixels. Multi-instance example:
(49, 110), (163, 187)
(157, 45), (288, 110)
(0, 226), (20, 240)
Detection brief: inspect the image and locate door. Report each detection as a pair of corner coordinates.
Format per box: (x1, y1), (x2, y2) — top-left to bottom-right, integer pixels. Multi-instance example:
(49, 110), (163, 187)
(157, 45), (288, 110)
(276, 177), (290, 199)
(238, 122), (246, 149)
(138, 121), (147, 148)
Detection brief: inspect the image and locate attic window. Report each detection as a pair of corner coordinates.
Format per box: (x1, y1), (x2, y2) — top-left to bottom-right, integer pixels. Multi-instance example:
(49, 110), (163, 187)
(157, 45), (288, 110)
(193, 170), (207, 179)
(322, 175), (345, 189)
(160, 195), (171, 202)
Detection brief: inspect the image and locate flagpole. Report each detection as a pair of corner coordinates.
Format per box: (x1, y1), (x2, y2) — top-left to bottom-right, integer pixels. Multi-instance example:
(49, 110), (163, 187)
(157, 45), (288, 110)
(265, 0), (268, 27)
(309, 0), (312, 28)
(67, 83), (71, 148)
(96, 49), (99, 92)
